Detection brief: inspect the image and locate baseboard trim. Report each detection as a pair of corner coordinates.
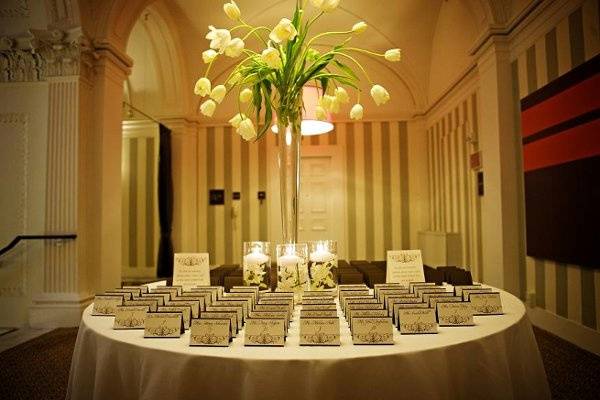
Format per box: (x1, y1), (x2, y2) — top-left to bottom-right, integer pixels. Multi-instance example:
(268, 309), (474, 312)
(527, 306), (600, 356)
(29, 293), (93, 328)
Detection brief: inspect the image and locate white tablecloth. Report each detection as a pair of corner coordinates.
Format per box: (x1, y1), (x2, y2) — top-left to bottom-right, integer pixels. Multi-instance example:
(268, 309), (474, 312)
(67, 287), (550, 400)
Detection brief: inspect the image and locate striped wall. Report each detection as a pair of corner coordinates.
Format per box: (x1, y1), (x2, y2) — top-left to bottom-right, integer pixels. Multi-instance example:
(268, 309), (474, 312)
(197, 121), (411, 265)
(425, 93), (483, 281)
(512, 0), (600, 332)
(121, 121), (159, 279)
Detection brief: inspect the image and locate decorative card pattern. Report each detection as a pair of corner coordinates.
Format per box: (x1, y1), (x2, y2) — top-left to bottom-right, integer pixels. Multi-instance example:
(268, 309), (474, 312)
(398, 308), (438, 334)
(386, 250), (425, 285)
(436, 302), (474, 326)
(143, 312), (184, 338)
(172, 253), (210, 289)
(113, 305), (148, 329)
(190, 319), (231, 347)
(300, 318), (340, 346)
(352, 317), (394, 345)
(92, 295), (123, 316)
(468, 292), (503, 315)
(244, 319), (286, 346)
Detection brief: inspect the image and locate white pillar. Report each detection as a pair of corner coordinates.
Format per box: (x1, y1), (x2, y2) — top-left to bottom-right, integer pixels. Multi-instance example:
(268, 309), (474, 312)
(476, 38), (523, 295)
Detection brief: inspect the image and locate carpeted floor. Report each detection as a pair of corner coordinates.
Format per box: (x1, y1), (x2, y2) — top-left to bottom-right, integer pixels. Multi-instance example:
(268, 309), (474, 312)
(0, 326), (598, 399)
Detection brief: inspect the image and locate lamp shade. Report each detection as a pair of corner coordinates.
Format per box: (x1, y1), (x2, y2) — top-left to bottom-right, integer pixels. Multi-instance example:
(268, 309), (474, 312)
(271, 86), (334, 136)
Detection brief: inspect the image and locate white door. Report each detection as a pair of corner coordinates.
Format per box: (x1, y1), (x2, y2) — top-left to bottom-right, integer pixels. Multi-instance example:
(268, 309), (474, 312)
(298, 156), (335, 243)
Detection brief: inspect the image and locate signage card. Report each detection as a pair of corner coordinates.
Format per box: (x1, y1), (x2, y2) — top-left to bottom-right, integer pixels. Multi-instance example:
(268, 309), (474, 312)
(468, 292), (503, 315)
(398, 308), (438, 334)
(172, 253), (210, 289)
(386, 250), (425, 285)
(244, 319), (286, 346)
(299, 318), (340, 346)
(143, 312), (184, 338)
(436, 302), (475, 326)
(92, 295), (123, 316)
(352, 317), (394, 345)
(190, 319), (231, 346)
(113, 305), (148, 329)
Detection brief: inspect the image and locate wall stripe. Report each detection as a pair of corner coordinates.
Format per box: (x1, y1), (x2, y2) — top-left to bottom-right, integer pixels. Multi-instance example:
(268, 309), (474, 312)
(206, 127), (216, 262)
(569, 8), (585, 67)
(381, 122), (392, 252)
(527, 45), (538, 91)
(399, 121), (410, 249)
(555, 262), (568, 318)
(145, 137), (155, 265)
(345, 123), (356, 260)
(258, 137), (268, 241)
(545, 28), (559, 82)
(567, 264), (582, 323)
(545, 261), (557, 314)
(241, 139), (250, 243)
(129, 138), (138, 267)
(371, 122), (385, 259)
(223, 127), (233, 264)
(535, 259), (545, 308)
(363, 123), (374, 260)
(581, 268), (597, 329)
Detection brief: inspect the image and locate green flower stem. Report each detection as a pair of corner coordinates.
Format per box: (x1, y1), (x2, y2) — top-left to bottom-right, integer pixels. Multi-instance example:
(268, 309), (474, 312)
(204, 58), (216, 77)
(305, 30), (353, 50)
(331, 51), (373, 84)
(239, 19), (268, 45)
(343, 47), (386, 58)
(243, 26), (271, 41)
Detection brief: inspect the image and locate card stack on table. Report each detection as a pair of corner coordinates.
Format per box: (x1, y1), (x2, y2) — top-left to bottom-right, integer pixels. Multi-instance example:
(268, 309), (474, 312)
(337, 284), (394, 345)
(299, 291), (340, 346)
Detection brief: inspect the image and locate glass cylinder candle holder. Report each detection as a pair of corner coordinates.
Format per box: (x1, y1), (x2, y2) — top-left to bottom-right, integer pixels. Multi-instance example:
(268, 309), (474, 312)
(308, 240), (338, 291)
(276, 243), (309, 302)
(242, 242), (271, 291)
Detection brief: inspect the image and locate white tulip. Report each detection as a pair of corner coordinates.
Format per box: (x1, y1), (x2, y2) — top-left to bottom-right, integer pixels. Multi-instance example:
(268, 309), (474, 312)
(319, 95), (333, 111)
(315, 105), (327, 121)
(370, 84), (390, 105)
(237, 118), (257, 140)
(202, 49), (218, 64)
(210, 85), (227, 104)
(200, 99), (217, 117)
(329, 96), (340, 113)
(350, 103), (363, 120)
(206, 25), (231, 52)
(223, 0), (241, 21)
(310, 0), (340, 12)
(261, 47), (282, 69)
(239, 88), (253, 103)
(269, 18), (298, 43)
(384, 48), (401, 62)
(194, 77), (211, 97)
(335, 87), (350, 104)
(229, 113), (246, 128)
(352, 21), (368, 34)
(225, 38), (245, 58)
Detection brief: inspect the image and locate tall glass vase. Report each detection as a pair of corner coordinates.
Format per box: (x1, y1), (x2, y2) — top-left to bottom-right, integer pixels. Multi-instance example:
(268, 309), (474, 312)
(277, 116), (302, 244)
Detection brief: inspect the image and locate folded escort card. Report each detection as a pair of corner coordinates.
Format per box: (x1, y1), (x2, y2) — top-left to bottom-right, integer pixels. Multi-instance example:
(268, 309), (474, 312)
(244, 318), (286, 346)
(190, 319), (231, 347)
(342, 296), (375, 312)
(158, 305), (192, 330)
(110, 288), (141, 298)
(139, 293), (166, 306)
(92, 295), (123, 316)
(144, 312), (184, 338)
(300, 318), (340, 346)
(352, 317), (394, 345)
(113, 305), (149, 329)
(462, 288), (492, 301)
(436, 302), (474, 326)
(158, 285), (183, 296)
(468, 292), (503, 315)
(387, 297), (424, 317)
(429, 295), (463, 308)
(302, 298), (335, 305)
(167, 299), (202, 318)
(179, 292), (211, 307)
(349, 309), (388, 330)
(123, 285), (148, 294)
(415, 286), (448, 299)
(152, 287), (179, 298)
(303, 290), (336, 297)
(300, 310), (338, 318)
(453, 284), (483, 297)
(124, 299), (158, 312)
(409, 282), (435, 294)
(422, 291), (456, 304)
(397, 308), (438, 334)
(377, 288), (410, 303)
(206, 305), (243, 330)
(345, 302), (384, 319)
(394, 302), (429, 327)
(301, 304), (337, 311)
(148, 291), (172, 303)
(213, 300), (248, 320)
(200, 311), (238, 337)
(249, 311), (290, 332)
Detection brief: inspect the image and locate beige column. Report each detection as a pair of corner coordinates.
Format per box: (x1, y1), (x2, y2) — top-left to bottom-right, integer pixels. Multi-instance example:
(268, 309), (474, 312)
(162, 117), (199, 253)
(475, 38), (523, 295)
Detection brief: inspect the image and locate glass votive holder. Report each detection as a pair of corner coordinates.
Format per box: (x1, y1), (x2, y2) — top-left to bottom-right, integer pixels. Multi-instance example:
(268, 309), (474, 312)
(308, 240), (338, 290)
(275, 243), (309, 302)
(242, 241), (271, 291)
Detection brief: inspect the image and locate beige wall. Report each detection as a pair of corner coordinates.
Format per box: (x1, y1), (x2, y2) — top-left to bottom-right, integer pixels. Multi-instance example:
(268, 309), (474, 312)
(195, 120), (419, 265)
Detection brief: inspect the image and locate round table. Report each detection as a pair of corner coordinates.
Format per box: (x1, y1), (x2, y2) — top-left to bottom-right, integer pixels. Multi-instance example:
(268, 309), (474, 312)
(67, 287), (550, 400)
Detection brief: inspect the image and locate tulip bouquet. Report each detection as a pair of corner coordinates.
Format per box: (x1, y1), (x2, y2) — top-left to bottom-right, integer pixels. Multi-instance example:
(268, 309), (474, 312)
(194, 0), (401, 141)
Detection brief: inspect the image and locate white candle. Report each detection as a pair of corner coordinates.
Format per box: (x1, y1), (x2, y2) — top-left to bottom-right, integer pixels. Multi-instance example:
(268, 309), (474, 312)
(244, 247), (269, 264)
(278, 254), (302, 267)
(309, 244), (334, 263)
